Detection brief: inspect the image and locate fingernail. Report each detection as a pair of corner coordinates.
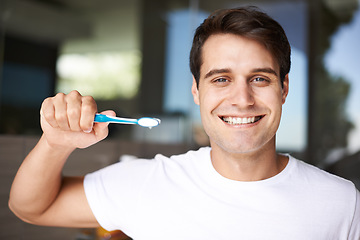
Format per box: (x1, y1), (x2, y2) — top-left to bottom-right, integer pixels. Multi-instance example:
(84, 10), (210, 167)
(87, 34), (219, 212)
(83, 128), (92, 133)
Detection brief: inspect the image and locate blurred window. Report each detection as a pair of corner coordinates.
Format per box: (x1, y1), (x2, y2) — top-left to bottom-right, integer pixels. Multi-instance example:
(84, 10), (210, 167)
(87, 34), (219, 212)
(56, 51), (141, 100)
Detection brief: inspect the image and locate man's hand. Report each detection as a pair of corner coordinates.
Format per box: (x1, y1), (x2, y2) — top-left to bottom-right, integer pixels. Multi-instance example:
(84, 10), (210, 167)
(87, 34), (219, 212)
(40, 90), (115, 150)
(9, 91), (111, 227)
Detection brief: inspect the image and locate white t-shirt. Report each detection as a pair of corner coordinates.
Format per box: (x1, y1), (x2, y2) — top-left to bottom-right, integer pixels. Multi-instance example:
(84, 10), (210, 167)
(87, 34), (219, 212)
(84, 147), (360, 240)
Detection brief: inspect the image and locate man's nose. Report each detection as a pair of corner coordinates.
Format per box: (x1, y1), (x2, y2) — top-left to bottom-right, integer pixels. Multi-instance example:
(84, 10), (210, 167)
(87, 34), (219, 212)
(228, 81), (255, 107)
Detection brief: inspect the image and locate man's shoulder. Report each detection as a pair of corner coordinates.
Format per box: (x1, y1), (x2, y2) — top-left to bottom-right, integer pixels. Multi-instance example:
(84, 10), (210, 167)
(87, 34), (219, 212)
(290, 155), (356, 193)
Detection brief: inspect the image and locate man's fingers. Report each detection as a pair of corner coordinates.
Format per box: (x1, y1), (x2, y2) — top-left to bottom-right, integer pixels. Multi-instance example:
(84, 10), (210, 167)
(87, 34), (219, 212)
(40, 97), (58, 129)
(80, 95), (97, 133)
(92, 110), (115, 139)
(52, 93), (70, 131)
(100, 110), (116, 117)
(66, 91), (83, 132)
(41, 91), (106, 137)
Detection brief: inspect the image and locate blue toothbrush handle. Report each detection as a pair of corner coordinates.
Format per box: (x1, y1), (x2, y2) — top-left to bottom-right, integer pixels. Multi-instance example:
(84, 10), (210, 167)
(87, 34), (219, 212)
(94, 114), (113, 122)
(94, 114), (137, 124)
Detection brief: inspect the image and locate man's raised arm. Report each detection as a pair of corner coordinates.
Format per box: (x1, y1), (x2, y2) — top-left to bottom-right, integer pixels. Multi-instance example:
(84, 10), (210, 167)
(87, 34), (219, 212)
(8, 90), (114, 227)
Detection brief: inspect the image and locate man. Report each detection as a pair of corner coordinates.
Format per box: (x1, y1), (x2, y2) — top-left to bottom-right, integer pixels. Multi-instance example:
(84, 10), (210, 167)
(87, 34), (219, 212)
(9, 7), (360, 239)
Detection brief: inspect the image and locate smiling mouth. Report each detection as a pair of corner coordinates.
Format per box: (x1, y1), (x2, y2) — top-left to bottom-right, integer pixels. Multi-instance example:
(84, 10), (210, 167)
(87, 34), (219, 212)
(220, 115), (264, 125)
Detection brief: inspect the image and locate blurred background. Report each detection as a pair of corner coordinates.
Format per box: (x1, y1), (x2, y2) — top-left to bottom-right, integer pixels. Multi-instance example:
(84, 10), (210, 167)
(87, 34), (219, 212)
(0, 0), (359, 239)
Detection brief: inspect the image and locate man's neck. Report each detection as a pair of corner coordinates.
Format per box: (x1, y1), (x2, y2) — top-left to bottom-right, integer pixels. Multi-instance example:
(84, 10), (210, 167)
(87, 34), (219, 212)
(210, 143), (288, 182)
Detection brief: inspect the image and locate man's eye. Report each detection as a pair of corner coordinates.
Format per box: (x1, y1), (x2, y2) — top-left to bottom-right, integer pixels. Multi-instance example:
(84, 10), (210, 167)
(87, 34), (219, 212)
(252, 77), (271, 86)
(214, 78), (228, 83)
(253, 77), (266, 82)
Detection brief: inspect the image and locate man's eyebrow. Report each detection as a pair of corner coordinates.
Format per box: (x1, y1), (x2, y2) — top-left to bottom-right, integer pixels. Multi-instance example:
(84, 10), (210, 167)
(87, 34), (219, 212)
(204, 68), (231, 79)
(204, 67), (278, 79)
(251, 68), (278, 76)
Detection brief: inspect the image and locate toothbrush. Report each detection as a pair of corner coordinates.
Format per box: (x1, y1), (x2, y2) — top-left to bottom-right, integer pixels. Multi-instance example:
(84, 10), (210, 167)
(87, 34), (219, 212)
(94, 114), (161, 128)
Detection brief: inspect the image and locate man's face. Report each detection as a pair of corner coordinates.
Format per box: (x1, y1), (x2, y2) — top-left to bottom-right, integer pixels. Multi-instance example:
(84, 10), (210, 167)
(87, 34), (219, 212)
(192, 33), (288, 155)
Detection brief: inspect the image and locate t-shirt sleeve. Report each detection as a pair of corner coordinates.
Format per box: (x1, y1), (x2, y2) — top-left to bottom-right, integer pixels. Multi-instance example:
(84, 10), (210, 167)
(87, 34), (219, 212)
(349, 188), (360, 239)
(83, 159), (155, 232)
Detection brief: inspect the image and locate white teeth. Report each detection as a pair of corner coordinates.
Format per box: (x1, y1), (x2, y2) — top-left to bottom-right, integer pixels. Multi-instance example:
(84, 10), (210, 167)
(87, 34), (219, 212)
(222, 116), (258, 125)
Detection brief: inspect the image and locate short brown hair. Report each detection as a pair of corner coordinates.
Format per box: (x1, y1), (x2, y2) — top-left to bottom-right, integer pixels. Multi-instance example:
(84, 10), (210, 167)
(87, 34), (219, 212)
(190, 6), (291, 87)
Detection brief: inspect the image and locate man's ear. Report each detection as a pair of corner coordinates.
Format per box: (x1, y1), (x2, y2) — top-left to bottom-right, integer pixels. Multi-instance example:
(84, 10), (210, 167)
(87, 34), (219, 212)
(282, 74), (289, 104)
(191, 77), (200, 105)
